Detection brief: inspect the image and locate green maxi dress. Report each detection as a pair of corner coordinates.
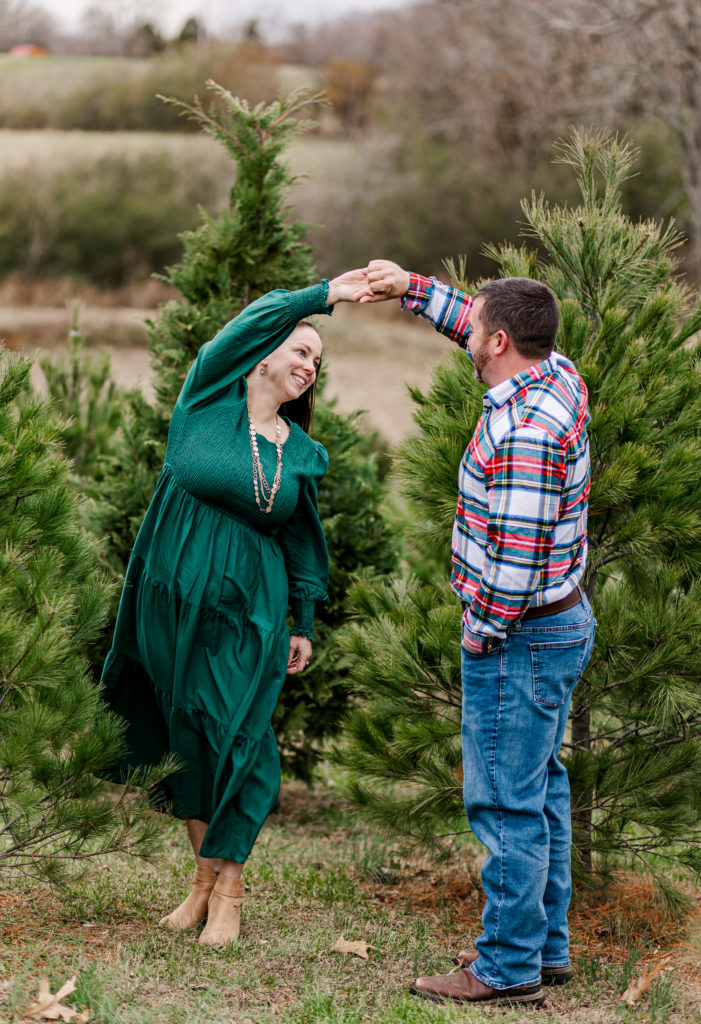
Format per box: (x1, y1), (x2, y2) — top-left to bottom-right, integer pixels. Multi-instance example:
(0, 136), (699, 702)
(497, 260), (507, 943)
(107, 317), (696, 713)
(101, 283), (331, 862)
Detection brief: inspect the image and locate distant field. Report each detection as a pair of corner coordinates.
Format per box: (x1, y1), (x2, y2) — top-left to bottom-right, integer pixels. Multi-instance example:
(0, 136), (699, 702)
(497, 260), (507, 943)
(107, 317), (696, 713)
(0, 54), (318, 95)
(0, 53), (322, 130)
(0, 54), (394, 281)
(0, 128), (358, 177)
(0, 54), (143, 98)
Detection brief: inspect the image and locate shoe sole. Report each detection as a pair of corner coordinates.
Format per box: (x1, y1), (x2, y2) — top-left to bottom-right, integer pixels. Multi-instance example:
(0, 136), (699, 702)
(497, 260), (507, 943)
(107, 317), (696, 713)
(410, 984), (545, 1007)
(541, 967), (575, 986)
(451, 956), (574, 986)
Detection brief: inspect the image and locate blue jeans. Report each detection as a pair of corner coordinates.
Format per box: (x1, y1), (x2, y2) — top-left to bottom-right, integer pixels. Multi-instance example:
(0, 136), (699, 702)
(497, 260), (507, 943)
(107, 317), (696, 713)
(461, 595), (595, 990)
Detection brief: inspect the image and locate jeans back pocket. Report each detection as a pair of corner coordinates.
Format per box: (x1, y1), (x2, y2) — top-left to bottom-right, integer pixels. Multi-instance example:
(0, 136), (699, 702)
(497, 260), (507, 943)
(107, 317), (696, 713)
(530, 635), (591, 708)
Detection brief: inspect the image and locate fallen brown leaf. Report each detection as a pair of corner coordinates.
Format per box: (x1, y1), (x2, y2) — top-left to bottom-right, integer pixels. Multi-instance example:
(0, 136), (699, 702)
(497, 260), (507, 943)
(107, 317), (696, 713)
(330, 934), (385, 960)
(331, 935), (370, 959)
(620, 955), (674, 1005)
(25, 976), (89, 1022)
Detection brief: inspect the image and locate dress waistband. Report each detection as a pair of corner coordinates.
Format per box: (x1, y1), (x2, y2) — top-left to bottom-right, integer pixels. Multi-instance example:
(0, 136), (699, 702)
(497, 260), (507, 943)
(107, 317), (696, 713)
(160, 463), (280, 538)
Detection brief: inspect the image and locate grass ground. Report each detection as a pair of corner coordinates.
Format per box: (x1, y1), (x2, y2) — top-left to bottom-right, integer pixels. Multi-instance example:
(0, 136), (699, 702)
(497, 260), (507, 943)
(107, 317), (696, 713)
(1, 782), (699, 1024)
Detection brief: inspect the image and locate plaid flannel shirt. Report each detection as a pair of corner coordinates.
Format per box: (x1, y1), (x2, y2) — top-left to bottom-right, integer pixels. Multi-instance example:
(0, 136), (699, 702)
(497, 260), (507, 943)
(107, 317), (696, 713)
(402, 274), (591, 654)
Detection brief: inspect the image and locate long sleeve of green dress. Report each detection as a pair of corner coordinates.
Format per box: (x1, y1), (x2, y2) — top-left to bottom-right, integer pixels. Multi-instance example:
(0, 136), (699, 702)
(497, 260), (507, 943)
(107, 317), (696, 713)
(279, 462), (330, 639)
(180, 282), (333, 408)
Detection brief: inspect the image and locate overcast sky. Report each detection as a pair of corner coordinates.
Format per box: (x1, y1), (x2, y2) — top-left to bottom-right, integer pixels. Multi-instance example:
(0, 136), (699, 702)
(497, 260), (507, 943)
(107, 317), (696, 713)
(54, 0), (414, 37)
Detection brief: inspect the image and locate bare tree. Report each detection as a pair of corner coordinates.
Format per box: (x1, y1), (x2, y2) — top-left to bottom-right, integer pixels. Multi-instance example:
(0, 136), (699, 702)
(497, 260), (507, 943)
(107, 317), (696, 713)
(519, 0), (701, 270)
(75, 5), (123, 55)
(323, 59), (377, 135)
(381, 0), (620, 176)
(0, 0), (55, 49)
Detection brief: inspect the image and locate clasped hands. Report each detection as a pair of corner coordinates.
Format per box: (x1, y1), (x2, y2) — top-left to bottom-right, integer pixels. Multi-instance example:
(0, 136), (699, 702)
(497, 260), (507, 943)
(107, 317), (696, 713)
(326, 259), (410, 305)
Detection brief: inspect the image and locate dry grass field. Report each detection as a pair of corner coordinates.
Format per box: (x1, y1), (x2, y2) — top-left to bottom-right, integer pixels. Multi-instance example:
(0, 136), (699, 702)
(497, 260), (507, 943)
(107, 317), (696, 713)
(0, 54), (144, 100)
(0, 128), (356, 178)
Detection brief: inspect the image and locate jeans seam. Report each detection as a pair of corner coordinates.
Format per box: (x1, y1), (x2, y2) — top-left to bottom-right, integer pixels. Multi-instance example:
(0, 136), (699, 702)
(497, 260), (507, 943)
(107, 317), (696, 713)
(492, 650), (505, 967)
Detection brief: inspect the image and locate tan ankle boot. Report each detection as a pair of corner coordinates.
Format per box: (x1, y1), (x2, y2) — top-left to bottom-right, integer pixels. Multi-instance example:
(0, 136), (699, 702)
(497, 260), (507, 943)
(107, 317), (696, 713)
(198, 875), (244, 946)
(159, 865), (218, 930)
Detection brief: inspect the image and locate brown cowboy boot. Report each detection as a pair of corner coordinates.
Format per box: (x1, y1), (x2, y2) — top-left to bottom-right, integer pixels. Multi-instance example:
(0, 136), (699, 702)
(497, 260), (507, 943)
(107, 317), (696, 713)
(411, 966), (544, 1007)
(198, 875), (245, 946)
(159, 865), (218, 930)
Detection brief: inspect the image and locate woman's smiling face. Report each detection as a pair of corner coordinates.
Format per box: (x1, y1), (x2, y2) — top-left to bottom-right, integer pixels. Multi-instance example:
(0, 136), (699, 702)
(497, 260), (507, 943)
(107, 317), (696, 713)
(266, 325), (323, 402)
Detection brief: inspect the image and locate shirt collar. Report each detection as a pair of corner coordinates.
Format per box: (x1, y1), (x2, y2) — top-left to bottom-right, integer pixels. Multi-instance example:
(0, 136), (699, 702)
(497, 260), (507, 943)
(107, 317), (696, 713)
(483, 354), (556, 410)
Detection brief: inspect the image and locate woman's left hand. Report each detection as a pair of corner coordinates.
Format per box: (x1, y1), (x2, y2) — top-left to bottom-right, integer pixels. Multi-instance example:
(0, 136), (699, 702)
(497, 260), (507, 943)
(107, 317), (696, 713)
(287, 635), (313, 674)
(326, 268), (374, 305)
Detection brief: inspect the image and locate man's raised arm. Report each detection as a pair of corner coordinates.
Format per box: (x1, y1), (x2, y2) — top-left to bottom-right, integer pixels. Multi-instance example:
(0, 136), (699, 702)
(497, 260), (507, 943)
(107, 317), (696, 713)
(365, 258), (474, 348)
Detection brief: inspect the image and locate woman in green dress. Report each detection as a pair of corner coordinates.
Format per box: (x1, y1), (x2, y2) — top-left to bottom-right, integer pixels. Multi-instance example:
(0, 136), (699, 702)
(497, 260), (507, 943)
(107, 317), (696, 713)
(101, 270), (370, 946)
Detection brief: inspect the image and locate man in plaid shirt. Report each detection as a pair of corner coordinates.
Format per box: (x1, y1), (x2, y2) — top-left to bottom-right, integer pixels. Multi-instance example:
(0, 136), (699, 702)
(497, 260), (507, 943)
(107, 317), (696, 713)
(363, 259), (596, 1008)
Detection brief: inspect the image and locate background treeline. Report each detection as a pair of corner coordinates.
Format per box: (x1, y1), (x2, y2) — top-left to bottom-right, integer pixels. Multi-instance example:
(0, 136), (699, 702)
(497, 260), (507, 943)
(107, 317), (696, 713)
(0, 0), (698, 287)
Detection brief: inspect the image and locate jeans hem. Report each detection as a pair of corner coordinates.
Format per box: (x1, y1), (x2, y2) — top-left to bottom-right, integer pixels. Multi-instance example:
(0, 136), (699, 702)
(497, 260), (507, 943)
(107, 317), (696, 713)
(542, 959), (571, 968)
(470, 964), (542, 991)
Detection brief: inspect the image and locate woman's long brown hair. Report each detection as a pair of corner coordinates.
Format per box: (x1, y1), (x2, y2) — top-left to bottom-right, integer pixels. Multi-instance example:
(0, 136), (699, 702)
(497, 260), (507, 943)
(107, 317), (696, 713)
(278, 320), (322, 434)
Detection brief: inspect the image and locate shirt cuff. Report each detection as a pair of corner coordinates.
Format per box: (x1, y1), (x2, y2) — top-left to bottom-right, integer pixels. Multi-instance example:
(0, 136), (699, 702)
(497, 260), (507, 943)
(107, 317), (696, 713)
(400, 273), (433, 311)
(290, 597), (316, 641)
(462, 609), (501, 655)
(462, 630), (491, 655)
(288, 281), (334, 320)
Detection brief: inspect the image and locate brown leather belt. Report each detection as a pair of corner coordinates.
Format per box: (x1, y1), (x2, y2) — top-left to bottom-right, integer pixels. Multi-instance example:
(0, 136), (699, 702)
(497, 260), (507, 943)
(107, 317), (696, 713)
(521, 585), (582, 621)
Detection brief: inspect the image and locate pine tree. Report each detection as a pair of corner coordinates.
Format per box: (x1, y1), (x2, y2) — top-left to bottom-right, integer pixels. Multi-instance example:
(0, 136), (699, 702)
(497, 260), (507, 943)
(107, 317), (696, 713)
(334, 129), (701, 900)
(92, 84), (398, 778)
(0, 347), (173, 882)
(39, 308), (126, 483)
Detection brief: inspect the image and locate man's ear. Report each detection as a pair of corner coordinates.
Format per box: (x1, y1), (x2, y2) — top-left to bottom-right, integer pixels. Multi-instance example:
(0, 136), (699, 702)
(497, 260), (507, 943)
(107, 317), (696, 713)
(493, 329), (509, 355)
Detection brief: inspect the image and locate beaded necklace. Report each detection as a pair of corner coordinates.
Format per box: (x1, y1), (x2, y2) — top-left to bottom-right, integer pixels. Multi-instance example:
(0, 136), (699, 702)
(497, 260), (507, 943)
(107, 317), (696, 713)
(247, 409), (283, 514)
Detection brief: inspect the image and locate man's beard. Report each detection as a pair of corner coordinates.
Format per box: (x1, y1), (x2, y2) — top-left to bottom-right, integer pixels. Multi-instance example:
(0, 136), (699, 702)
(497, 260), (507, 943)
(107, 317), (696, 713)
(472, 339), (490, 384)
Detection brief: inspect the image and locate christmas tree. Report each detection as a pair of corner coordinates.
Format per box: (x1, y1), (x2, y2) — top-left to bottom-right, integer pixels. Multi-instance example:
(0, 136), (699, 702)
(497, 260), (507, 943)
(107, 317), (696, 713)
(91, 85), (397, 777)
(39, 308), (125, 483)
(334, 129), (701, 900)
(0, 348), (172, 882)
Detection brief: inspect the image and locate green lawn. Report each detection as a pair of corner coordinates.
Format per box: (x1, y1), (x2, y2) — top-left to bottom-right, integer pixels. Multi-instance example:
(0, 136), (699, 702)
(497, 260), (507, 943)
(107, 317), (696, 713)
(1, 782), (698, 1024)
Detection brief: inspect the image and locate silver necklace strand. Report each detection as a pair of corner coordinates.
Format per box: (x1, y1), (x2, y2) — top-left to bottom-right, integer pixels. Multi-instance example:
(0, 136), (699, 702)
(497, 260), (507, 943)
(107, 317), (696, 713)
(247, 409), (283, 514)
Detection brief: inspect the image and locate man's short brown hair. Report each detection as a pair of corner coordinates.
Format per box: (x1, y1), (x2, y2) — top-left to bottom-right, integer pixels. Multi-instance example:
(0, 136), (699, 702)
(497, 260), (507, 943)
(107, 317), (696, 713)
(476, 277), (559, 361)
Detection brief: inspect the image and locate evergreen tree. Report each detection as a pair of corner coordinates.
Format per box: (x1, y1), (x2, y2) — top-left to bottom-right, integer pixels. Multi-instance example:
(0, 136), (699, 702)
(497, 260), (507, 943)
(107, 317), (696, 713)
(334, 129), (701, 900)
(92, 84), (398, 778)
(39, 308), (125, 483)
(0, 347), (172, 882)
